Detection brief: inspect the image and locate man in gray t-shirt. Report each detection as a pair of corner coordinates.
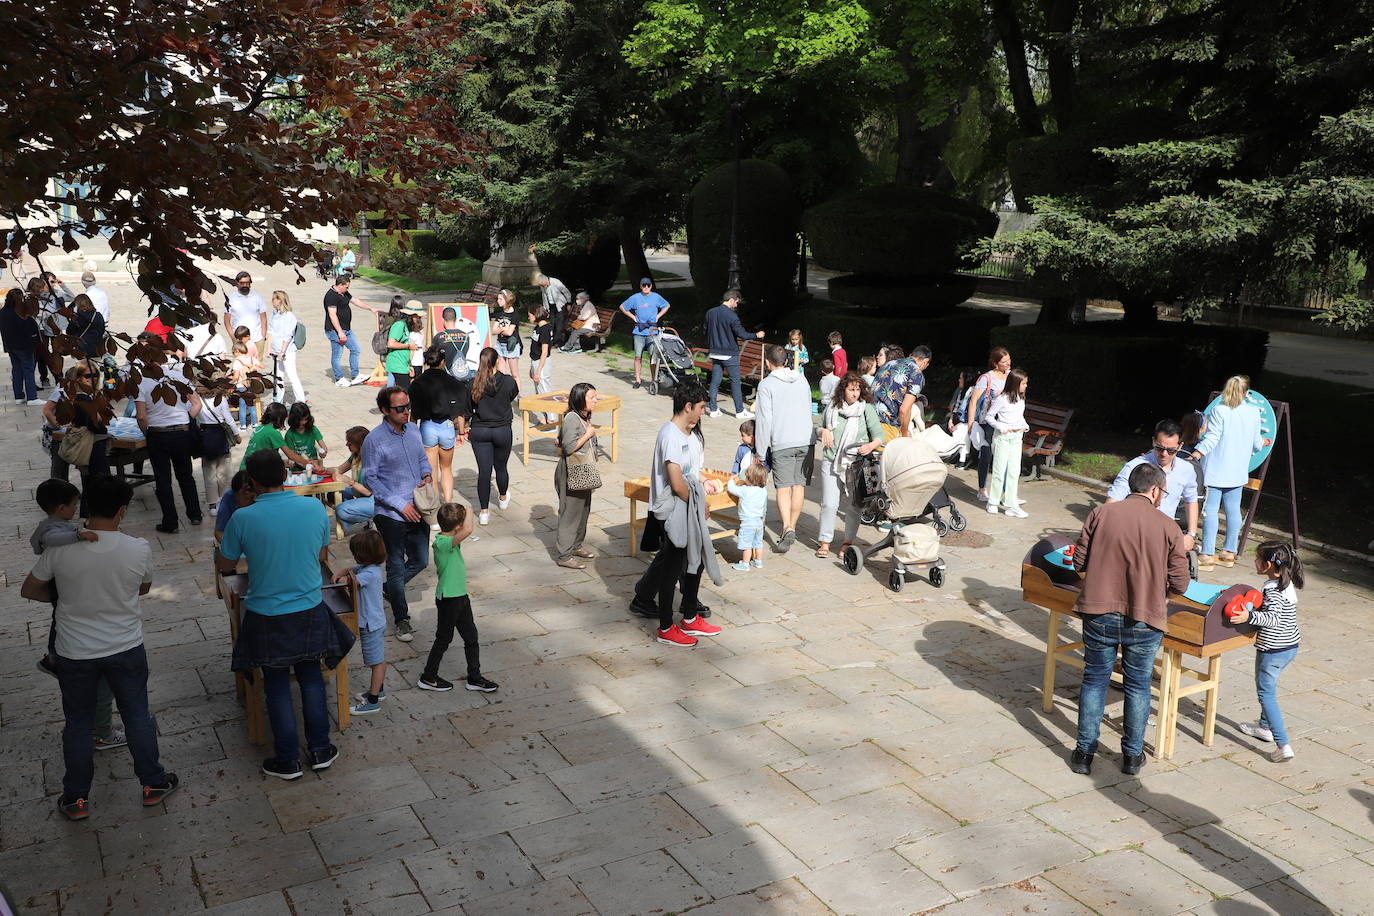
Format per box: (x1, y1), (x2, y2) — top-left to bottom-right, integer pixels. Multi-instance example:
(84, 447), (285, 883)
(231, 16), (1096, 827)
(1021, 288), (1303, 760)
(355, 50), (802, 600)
(630, 380), (722, 647)
(22, 474), (177, 818)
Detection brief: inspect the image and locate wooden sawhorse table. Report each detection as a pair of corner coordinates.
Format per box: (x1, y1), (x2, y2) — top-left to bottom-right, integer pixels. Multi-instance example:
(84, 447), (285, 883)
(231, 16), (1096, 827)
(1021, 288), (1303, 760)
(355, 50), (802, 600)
(518, 391), (622, 465)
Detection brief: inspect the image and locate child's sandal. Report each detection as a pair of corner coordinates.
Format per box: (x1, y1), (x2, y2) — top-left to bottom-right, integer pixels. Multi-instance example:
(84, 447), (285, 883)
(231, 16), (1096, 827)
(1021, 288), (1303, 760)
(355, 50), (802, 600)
(815, 543), (831, 558)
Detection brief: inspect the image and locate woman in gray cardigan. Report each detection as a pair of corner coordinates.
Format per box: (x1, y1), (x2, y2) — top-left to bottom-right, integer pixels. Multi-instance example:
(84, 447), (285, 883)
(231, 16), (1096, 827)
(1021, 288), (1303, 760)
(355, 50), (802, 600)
(554, 382), (600, 568)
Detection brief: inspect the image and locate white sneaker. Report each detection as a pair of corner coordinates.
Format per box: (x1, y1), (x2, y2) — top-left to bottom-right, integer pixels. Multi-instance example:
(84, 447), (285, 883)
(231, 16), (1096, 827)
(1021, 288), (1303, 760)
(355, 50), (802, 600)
(26, 398), (44, 406)
(737, 409), (755, 420)
(335, 377), (350, 388)
(1270, 744), (1294, 763)
(13, 397), (23, 404)
(986, 504), (1000, 515)
(478, 510), (489, 526)
(1240, 721), (1274, 742)
(1004, 507), (1030, 519)
(209, 505), (218, 516)
(497, 494), (511, 510)
(351, 374), (371, 386)
(707, 410), (723, 419)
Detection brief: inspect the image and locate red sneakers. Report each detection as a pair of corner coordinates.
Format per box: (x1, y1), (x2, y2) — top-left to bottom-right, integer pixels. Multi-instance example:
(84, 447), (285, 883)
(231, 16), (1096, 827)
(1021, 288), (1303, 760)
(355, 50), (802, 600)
(657, 624), (699, 647)
(680, 616), (722, 638)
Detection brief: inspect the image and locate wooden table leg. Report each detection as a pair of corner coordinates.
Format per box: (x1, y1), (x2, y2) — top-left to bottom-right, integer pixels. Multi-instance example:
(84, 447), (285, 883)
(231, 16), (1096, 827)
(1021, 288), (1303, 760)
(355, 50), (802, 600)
(521, 409), (531, 465)
(1202, 655), (1221, 746)
(611, 407), (620, 463)
(1154, 649), (1175, 760)
(628, 498), (639, 558)
(1042, 610), (1060, 714)
(336, 661), (350, 732)
(1164, 650), (1183, 759)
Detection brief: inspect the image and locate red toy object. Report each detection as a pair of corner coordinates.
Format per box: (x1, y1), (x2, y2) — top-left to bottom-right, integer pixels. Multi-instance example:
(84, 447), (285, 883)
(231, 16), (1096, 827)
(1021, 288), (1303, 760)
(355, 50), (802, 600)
(1224, 589), (1265, 620)
(1064, 544), (1076, 558)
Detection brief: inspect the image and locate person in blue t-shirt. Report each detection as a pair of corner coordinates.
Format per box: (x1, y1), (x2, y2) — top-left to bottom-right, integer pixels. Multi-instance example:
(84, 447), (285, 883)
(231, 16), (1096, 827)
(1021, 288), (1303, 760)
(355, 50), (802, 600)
(619, 277), (670, 390)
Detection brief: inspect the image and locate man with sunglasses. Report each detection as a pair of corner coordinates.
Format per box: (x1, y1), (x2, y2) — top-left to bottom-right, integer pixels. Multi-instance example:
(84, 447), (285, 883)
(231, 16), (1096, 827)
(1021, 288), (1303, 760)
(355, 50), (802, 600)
(361, 387), (434, 644)
(1105, 419), (1199, 554)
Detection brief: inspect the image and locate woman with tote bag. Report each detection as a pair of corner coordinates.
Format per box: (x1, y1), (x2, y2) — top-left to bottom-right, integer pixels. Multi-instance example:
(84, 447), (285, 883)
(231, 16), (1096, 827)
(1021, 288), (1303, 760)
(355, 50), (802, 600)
(554, 382), (601, 569)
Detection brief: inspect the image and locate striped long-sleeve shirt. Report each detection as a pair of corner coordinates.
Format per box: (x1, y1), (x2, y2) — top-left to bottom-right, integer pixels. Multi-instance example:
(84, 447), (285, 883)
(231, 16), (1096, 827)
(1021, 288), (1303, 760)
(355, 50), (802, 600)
(1249, 580), (1301, 652)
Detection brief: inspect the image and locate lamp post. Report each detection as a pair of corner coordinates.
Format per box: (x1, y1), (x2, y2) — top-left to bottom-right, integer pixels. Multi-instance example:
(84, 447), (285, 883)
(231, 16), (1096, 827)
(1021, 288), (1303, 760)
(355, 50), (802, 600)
(725, 87), (743, 290)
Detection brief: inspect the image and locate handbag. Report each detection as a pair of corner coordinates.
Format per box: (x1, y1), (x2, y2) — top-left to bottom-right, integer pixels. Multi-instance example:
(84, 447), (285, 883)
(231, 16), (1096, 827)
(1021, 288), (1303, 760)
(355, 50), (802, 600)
(412, 479), (442, 526)
(57, 426), (95, 467)
(562, 416), (601, 491)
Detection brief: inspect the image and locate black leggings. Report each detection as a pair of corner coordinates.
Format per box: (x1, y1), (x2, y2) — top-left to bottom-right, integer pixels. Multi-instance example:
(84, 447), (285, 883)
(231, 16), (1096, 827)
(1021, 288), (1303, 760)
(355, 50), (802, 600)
(469, 425), (512, 509)
(424, 595), (481, 680)
(977, 422), (995, 489)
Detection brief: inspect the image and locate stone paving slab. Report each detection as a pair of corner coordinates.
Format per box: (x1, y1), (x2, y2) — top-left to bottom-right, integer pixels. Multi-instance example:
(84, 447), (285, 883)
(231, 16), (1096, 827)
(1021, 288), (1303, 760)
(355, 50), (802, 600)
(2, 262), (1374, 913)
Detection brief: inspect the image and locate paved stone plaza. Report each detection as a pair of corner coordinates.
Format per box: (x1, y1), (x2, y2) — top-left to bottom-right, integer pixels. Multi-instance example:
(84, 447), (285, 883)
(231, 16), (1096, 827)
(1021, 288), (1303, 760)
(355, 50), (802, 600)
(2, 265), (1373, 914)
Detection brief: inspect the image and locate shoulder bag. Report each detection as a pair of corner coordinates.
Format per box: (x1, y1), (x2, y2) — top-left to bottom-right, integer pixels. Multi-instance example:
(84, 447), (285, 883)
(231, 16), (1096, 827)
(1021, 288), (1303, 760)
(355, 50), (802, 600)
(57, 426), (95, 467)
(562, 415), (601, 491)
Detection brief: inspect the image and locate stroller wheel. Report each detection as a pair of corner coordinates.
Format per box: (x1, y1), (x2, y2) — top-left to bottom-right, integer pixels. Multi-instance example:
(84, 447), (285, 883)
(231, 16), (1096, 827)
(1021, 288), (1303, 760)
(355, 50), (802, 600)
(843, 545), (862, 576)
(860, 508), (878, 526)
(888, 570), (904, 593)
(934, 518), (949, 537)
(647, 378), (659, 396)
(929, 565), (945, 588)
(949, 510), (967, 532)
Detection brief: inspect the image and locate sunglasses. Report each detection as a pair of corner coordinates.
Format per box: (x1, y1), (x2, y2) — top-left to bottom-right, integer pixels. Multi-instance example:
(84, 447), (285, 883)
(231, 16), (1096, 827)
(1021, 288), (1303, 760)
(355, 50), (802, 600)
(1151, 445), (1179, 455)
(388, 403), (412, 412)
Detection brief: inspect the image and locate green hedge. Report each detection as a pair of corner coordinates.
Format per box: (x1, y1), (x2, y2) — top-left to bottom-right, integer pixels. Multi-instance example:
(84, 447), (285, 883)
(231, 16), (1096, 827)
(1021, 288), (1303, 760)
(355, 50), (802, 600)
(688, 159), (801, 323)
(826, 273), (979, 314)
(408, 229), (463, 261)
(803, 185), (997, 277)
(436, 217), (493, 262)
(991, 322), (1269, 432)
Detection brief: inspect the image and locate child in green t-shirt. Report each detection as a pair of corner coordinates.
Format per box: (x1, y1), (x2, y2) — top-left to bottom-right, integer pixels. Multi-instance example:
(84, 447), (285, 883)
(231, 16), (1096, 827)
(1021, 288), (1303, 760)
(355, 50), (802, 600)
(284, 402), (327, 470)
(417, 503), (498, 693)
(239, 402), (313, 470)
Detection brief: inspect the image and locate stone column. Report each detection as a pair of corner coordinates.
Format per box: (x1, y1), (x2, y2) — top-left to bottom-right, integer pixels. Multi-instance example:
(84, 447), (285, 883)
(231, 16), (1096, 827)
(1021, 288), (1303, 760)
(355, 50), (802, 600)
(481, 236), (538, 286)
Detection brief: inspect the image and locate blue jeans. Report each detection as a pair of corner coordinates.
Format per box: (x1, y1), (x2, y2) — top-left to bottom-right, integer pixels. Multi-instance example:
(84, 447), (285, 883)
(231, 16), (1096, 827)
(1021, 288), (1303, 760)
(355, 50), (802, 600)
(335, 492), (375, 526)
(709, 355), (743, 413)
(236, 387), (258, 427)
(261, 660), (330, 765)
(327, 329), (361, 381)
(9, 349), (37, 400)
(1076, 613), (1164, 758)
(1203, 485), (1244, 555)
(56, 644), (165, 799)
(374, 514), (429, 624)
(1256, 646), (1298, 746)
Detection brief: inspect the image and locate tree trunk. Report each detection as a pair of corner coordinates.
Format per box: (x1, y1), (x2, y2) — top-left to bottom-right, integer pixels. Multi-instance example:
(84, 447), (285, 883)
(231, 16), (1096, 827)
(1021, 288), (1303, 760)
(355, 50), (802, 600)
(991, 0), (1043, 137)
(1121, 291), (1160, 327)
(619, 215), (650, 286)
(1043, 0), (1079, 129)
(1036, 295), (1076, 325)
(893, 65), (958, 188)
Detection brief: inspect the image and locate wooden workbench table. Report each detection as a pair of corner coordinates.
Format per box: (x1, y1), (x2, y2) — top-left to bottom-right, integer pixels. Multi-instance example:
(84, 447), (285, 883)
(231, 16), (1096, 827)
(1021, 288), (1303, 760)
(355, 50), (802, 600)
(518, 390), (622, 465)
(624, 470), (739, 557)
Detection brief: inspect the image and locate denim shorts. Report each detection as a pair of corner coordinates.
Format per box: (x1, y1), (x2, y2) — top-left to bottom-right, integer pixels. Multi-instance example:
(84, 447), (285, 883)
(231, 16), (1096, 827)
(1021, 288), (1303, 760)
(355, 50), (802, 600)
(495, 337), (522, 358)
(358, 625), (385, 667)
(633, 334), (650, 356)
(737, 522), (763, 551)
(420, 419), (456, 449)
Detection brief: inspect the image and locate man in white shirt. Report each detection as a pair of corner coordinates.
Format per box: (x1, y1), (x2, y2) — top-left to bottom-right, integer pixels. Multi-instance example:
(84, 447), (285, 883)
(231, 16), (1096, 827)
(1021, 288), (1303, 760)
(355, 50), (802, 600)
(21, 474), (179, 819)
(80, 271), (110, 324)
(135, 343), (205, 533)
(223, 270), (269, 360)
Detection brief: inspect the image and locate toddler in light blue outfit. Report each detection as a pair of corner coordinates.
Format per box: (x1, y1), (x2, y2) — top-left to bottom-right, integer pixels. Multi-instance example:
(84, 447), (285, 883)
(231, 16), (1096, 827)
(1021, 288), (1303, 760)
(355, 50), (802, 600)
(727, 462), (770, 571)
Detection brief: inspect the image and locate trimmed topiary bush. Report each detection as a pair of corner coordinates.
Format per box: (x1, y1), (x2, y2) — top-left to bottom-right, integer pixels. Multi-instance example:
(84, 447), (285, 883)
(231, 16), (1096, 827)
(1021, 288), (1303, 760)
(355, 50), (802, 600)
(804, 185), (997, 278)
(1007, 109), (1177, 211)
(408, 229), (463, 261)
(991, 322), (1268, 431)
(688, 159), (802, 323)
(436, 216), (494, 262)
(533, 232), (621, 299)
(827, 273), (979, 314)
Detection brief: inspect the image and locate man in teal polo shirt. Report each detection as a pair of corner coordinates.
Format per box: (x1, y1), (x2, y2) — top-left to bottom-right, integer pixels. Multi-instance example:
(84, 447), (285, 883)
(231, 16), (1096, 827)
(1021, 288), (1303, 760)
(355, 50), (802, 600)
(218, 450), (346, 780)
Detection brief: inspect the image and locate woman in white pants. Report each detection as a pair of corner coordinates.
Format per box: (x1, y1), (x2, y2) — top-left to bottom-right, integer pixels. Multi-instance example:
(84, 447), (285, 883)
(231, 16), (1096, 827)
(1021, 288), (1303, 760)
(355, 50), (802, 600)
(815, 372), (884, 558)
(268, 290), (305, 404)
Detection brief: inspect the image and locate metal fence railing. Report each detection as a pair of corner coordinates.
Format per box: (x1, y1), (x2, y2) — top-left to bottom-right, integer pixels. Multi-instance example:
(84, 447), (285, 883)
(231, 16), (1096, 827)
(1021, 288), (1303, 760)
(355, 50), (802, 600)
(957, 252), (1025, 281)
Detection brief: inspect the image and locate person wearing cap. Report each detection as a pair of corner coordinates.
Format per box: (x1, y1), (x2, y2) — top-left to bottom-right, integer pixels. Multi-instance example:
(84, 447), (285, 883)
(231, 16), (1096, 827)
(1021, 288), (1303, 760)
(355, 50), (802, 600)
(223, 271), (269, 360)
(703, 288), (764, 419)
(80, 271), (110, 324)
(559, 291), (601, 354)
(619, 277), (670, 390)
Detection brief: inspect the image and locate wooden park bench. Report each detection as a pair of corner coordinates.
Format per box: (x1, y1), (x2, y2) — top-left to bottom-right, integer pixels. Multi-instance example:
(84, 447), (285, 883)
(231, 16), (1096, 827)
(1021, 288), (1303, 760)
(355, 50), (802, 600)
(1021, 400), (1075, 480)
(462, 281), (502, 304)
(689, 338), (769, 401)
(565, 305), (619, 352)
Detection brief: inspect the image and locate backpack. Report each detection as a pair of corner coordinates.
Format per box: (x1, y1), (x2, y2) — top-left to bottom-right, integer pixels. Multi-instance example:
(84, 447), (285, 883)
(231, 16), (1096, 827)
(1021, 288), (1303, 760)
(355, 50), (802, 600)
(371, 317), (392, 357)
(293, 322), (307, 350)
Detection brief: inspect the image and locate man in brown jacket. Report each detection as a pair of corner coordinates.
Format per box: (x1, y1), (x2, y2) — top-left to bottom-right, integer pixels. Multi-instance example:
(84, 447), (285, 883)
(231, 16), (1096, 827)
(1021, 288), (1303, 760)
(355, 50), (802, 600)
(1070, 463), (1191, 777)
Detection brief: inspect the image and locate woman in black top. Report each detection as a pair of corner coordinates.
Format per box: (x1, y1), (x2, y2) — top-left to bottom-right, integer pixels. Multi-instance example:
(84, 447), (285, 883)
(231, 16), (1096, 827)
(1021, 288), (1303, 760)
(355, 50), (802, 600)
(410, 346), (467, 504)
(1, 287), (41, 403)
(460, 346), (519, 525)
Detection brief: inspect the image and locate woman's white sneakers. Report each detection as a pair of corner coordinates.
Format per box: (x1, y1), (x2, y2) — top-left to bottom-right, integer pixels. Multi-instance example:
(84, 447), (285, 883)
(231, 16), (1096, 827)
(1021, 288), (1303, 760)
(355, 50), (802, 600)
(478, 510), (490, 526)
(1004, 507), (1030, 518)
(497, 494), (511, 510)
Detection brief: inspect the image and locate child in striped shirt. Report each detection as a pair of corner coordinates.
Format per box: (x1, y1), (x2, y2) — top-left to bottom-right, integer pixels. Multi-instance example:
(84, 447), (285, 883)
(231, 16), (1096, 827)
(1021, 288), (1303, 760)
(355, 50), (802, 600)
(1231, 541), (1304, 762)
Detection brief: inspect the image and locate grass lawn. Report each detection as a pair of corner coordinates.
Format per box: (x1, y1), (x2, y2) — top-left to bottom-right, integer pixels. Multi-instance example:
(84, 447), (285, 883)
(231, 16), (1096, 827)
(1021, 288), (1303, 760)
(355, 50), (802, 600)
(1059, 371), (1372, 553)
(357, 256), (484, 293)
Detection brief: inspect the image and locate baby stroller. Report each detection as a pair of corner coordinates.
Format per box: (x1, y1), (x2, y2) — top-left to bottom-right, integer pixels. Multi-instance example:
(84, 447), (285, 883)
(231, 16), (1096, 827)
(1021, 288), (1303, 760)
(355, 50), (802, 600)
(842, 436), (949, 591)
(919, 486), (967, 537)
(646, 328), (698, 396)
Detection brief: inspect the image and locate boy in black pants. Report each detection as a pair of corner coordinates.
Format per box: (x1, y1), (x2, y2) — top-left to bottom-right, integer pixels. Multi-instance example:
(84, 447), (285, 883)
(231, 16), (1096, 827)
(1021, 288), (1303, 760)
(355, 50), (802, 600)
(417, 503), (498, 693)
